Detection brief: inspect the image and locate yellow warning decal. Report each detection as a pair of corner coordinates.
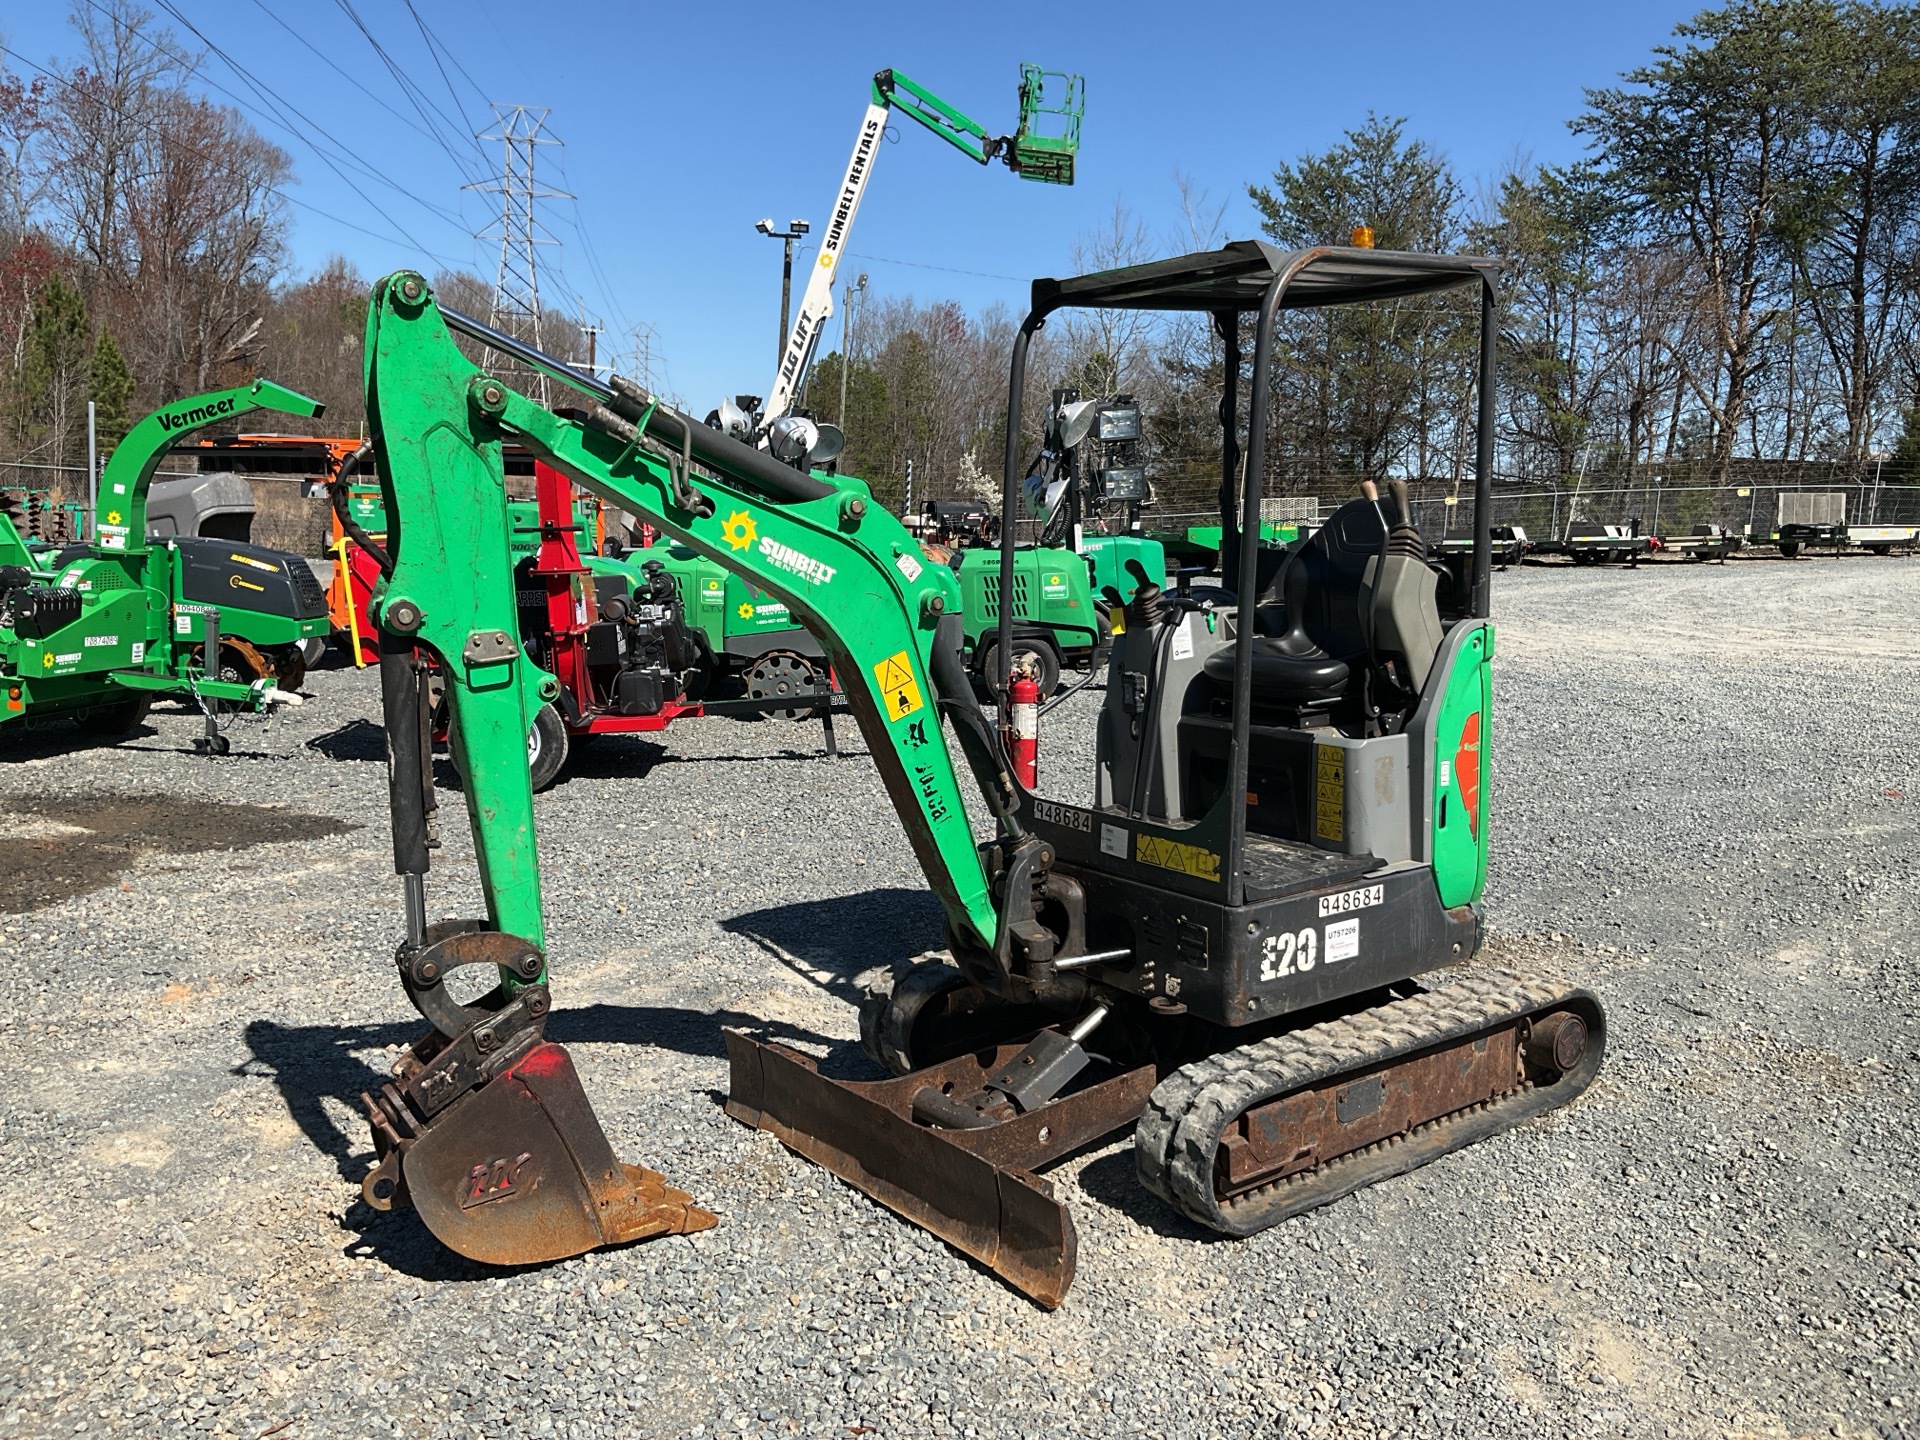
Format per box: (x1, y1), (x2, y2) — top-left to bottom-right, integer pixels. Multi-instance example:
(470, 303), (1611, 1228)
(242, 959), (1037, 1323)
(872, 650), (924, 720)
(1135, 834), (1221, 882)
(1314, 744), (1345, 842)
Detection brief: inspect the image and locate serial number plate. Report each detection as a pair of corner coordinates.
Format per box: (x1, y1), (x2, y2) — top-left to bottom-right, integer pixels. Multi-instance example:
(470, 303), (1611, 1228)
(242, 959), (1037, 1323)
(1031, 798), (1092, 833)
(1318, 884), (1384, 918)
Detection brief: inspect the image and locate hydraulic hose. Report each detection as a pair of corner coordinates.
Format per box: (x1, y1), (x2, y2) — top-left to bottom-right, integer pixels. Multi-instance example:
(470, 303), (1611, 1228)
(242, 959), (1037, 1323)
(328, 443), (392, 577)
(437, 304), (835, 506)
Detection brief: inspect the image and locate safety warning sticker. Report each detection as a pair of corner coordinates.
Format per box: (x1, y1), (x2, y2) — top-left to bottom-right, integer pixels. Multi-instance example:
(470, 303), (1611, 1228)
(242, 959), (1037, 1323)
(1314, 745), (1345, 842)
(1135, 833), (1220, 882)
(872, 651), (924, 720)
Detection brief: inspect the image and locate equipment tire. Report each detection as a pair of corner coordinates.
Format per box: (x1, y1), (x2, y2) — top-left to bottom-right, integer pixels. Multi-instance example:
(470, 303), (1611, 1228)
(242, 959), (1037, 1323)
(1779, 541), (1801, 558)
(75, 692), (151, 738)
(980, 638), (1061, 700)
(746, 651), (827, 721)
(527, 703), (570, 791)
(272, 646), (307, 694)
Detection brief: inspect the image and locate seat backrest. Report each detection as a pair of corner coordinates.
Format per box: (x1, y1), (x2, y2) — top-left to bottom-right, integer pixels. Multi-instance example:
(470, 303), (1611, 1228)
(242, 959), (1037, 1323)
(1370, 554), (1443, 692)
(1254, 497), (1388, 659)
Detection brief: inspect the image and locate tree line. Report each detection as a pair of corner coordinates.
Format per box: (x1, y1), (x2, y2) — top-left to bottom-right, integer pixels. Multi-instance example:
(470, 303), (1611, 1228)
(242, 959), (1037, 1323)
(6, 0), (1919, 521)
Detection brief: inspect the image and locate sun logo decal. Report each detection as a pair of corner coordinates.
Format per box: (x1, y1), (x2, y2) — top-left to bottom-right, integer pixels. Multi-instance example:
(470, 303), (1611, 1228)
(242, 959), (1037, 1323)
(42, 651), (55, 668)
(720, 510), (757, 552)
(737, 602), (754, 620)
(105, 510), (122, 525)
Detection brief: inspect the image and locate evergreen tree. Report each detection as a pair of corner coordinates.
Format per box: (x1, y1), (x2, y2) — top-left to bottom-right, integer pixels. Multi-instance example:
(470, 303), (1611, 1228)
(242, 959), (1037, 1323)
(87, 328), (134, 449)
(21, 272), (90, 472)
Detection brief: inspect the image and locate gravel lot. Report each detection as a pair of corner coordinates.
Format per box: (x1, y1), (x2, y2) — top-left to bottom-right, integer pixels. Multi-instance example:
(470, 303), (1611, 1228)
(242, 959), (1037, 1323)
(1, 553), (1915, 1440)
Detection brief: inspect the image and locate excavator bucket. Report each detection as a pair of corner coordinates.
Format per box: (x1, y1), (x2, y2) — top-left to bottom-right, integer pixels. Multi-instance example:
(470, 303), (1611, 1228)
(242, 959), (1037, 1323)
(725, 1029), (1154, 1309)
(363, 1041), (716, 1266)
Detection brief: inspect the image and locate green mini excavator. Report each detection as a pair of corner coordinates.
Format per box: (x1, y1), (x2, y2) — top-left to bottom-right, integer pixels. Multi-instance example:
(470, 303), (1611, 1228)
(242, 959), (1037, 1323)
(354, 247), (1604, 1308)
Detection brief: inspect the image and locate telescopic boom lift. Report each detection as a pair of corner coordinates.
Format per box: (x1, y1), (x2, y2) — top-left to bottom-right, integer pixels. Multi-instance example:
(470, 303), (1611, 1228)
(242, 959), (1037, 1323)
(758, 65), (1083, 432)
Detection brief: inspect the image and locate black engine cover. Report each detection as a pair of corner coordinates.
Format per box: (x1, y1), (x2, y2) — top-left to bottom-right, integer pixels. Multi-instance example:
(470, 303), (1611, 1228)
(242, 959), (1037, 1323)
(11, 584), (83, 639)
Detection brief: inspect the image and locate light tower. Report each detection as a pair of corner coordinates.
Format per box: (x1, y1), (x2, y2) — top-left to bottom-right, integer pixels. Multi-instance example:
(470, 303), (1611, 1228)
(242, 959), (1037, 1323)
(467, 104), (569, 405)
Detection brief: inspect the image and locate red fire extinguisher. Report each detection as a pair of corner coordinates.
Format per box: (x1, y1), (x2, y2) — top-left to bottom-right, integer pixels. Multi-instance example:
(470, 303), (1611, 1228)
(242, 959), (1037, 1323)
(1008, 665), (1040, 791)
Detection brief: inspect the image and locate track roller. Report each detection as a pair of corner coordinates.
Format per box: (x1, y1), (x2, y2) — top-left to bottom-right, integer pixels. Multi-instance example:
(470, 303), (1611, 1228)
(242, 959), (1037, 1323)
(1135, 968), (1605, 1236)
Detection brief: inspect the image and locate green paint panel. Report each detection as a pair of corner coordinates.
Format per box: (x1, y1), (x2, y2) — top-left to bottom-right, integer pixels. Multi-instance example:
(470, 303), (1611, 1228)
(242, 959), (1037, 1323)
(1430, 621), (1492, 908)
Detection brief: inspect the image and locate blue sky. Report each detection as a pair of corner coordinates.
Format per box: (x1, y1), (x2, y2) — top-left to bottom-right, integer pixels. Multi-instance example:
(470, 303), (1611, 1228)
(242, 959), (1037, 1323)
(4, 0), (1705, 408)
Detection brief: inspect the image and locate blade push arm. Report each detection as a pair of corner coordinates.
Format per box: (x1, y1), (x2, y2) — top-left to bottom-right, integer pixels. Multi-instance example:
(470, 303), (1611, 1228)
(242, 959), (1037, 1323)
(363, 273), (1006, 960)
(93, 380), (326, 553)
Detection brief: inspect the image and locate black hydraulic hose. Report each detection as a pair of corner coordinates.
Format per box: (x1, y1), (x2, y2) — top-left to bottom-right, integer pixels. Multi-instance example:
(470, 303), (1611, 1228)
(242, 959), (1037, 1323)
(438, 304), (834, 506)
(328, 443), (392, 578)
(380, 630), (429, 881)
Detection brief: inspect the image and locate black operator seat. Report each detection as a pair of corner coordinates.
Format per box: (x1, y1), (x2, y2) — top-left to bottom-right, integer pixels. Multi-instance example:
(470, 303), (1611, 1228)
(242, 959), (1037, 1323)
(1202, 497), (1388, 705)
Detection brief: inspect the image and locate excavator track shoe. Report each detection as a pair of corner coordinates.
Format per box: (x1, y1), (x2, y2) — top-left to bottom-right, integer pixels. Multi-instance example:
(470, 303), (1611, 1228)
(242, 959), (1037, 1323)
(1135, 968), (1605, 1236)
(726, 1028), (1154, 1309)
(395, 1041), (716, 1266)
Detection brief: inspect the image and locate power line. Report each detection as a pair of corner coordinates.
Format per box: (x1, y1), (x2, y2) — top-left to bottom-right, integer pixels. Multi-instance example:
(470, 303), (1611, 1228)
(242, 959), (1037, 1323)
(120, 0), (471, 252)
(331, 0), (488, 185)
(400, 0), (489, 142)
(845, 250), (1028, 283)
(244, 0), (449, 153)
(0, 41), (466, 267)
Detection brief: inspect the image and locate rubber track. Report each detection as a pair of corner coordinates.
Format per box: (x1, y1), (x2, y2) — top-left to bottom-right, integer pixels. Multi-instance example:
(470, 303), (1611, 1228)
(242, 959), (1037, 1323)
(1134, 968), (1590, 1236)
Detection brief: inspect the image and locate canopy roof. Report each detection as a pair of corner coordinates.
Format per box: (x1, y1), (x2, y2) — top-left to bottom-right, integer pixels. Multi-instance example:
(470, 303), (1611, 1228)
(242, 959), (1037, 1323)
(1029, 239), (1497, 315)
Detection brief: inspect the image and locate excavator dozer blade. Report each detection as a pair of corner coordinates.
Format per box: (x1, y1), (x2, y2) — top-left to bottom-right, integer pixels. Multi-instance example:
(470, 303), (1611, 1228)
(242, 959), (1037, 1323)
(389, 1041), (717, 1266)
(724, 1029), (1156, 1309)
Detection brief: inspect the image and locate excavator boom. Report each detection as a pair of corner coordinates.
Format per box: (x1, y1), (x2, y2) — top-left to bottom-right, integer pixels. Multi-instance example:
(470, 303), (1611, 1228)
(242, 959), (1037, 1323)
(355, 273), (1033, 1267)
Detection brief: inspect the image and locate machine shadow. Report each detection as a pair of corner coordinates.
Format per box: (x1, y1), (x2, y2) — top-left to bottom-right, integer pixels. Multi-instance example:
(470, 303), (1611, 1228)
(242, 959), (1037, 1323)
(1071, 1149), (1221, 1243)
(721, 887), (948, 1007)
(239, 1000), (847, 1279)
(304, 717), (387, 763)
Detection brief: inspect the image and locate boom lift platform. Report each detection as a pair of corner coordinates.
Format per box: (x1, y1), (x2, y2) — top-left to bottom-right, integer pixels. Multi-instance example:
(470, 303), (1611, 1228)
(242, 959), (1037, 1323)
(354, 247), (1603, 1308)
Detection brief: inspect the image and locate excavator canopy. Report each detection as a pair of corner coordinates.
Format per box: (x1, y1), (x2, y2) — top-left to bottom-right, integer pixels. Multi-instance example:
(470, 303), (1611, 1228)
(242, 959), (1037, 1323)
(1029, 239), (1498, 314)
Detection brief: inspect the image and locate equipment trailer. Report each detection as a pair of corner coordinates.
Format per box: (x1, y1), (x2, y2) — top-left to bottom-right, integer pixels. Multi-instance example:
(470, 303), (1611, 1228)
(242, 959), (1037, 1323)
(352, 247), (1604, 1308)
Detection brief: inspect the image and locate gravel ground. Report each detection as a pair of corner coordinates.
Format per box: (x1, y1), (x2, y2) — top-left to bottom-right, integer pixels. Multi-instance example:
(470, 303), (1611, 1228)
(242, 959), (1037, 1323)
(1, 553), (1915, 1440)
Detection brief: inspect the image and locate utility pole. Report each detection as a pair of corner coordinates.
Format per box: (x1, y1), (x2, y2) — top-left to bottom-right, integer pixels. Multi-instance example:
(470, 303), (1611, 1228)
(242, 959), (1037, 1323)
(85, 401), (97, 542)
(838, 272), (868, 429)
(467, 104), (569, 406)
(755, 218), (810, 371)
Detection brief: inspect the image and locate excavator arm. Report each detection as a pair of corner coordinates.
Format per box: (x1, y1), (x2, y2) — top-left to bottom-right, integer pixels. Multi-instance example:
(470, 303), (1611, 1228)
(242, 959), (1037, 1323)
(364, 271), (1006, 956)
(355, 271), (1046, 1267)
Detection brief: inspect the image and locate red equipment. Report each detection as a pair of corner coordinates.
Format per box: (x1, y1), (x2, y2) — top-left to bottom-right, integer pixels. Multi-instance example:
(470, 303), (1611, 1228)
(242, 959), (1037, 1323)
(1007, 666), (1040, 790)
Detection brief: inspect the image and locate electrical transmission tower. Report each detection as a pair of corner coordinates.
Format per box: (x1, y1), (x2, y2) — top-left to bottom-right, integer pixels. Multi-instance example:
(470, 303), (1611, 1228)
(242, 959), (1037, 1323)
(467, 104), (569, 405)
